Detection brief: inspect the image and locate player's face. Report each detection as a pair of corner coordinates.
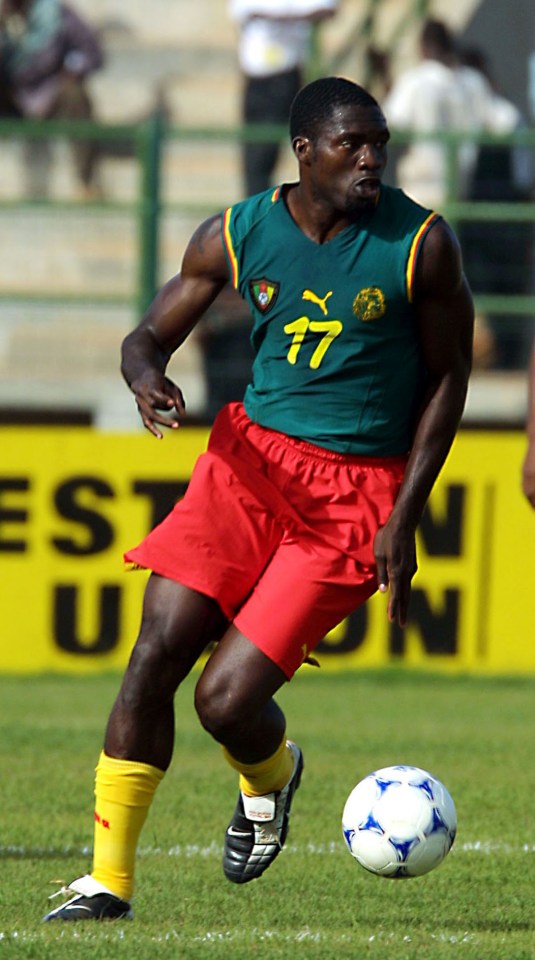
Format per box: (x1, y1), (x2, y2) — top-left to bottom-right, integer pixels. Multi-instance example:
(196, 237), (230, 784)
(303, 104), (389, 214)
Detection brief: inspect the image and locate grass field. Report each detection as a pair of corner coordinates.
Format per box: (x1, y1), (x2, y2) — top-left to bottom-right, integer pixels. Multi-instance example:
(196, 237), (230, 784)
(1, 668), (534, 959)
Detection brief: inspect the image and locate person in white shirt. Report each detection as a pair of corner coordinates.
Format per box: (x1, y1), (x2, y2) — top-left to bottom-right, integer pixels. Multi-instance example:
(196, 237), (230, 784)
(383, 18), (493, 207)
(228, 0), (338, 195)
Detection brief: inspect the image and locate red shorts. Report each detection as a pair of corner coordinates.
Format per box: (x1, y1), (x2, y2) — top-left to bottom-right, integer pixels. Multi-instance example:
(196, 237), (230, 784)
(125, 403), (406, 678)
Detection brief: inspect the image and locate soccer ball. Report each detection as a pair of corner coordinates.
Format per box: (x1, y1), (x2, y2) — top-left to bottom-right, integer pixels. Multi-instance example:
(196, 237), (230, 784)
(342, 764), (457, 878)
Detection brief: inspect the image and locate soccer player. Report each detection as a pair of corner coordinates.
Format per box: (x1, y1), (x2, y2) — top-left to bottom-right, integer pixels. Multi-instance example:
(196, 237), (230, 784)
(44, 76), (474, 921)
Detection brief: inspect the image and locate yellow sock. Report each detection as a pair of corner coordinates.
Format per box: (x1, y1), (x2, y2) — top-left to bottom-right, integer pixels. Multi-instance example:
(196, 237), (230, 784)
(223, 738), (294, 797)
(91, 751), (164, 901)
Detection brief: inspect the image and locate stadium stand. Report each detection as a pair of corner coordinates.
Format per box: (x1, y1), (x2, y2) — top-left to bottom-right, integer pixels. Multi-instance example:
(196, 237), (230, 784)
(0, 0), (530, 427)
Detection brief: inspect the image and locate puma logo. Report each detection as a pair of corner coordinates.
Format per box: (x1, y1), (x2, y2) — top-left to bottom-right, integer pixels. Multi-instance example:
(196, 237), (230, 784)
(302, 289), (333, 316)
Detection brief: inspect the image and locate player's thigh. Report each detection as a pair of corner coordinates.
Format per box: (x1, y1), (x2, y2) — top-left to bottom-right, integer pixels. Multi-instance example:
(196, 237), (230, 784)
(128, 574), (229, 692)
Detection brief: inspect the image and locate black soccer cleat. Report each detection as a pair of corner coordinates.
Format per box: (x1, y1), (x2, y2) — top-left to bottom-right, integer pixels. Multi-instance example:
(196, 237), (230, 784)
(223, 740), (304, 884)
(43, 875), (133, 922)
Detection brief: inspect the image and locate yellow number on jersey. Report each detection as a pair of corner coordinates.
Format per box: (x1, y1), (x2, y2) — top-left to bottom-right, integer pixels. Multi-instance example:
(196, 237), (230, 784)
(284, 317), (343, 369)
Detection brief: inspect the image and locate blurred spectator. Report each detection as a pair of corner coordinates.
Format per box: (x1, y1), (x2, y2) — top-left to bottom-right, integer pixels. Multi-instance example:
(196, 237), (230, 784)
(522, 337), (535, 508)
(459, 47), (534, 370)
(0, 0), (104, 199)
(228, 0), (338, 196)
(382, 18), (493, 207)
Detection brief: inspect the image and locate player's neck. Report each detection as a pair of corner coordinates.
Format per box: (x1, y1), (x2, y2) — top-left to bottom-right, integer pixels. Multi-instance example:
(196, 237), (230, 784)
(284, 183), (371, 245)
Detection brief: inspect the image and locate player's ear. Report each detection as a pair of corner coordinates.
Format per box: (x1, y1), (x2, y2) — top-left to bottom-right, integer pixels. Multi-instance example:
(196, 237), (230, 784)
(292, 136), (313, 166)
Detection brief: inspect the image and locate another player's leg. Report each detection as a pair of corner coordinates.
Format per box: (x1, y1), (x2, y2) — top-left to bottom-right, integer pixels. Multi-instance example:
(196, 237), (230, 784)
(44, 575), (227, 921)
(194, 628), (304, 884)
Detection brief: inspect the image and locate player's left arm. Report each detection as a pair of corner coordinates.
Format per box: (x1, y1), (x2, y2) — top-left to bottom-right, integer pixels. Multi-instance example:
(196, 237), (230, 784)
(374, 218), (474, 627)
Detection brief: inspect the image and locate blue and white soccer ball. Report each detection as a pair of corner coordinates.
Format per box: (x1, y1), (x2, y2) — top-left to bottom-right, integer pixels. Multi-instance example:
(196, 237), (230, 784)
(342, 765), (457, 878)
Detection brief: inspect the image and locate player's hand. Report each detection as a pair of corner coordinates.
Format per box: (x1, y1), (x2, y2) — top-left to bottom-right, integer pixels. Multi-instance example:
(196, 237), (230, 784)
(522, 444), (535, 508)
(130, 373), (186, 438)
(373, 520), (417, 628)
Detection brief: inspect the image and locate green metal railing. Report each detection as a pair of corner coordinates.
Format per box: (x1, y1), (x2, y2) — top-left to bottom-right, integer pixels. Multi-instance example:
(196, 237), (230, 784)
(0, 117), (534, 325)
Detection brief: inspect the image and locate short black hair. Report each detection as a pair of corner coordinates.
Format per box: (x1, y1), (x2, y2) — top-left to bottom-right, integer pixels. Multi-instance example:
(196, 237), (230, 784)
(289, 76), (380, 141)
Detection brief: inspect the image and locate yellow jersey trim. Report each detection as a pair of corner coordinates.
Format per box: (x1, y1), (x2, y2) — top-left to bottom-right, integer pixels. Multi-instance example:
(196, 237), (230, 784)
(222, 207), (239, 288)
(406, 212), (439, 303)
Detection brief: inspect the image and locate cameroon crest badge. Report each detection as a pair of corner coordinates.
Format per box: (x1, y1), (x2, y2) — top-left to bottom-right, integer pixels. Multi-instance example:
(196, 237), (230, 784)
(249, 278), (279, 313)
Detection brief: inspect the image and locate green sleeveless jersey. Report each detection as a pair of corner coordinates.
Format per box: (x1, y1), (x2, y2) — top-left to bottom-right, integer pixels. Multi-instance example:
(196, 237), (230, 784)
(221, 184), (440, 456)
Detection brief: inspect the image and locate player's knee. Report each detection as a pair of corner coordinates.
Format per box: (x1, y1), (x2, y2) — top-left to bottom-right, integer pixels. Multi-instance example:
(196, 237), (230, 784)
(194, 672), (247, 742)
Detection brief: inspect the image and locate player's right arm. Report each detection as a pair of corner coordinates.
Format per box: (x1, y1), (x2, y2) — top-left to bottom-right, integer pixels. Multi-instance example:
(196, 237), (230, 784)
(121, 214), (230, 438)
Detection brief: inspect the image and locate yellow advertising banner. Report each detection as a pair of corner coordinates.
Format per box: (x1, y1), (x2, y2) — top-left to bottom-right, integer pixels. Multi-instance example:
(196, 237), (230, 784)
(1, 427), (534, 675)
